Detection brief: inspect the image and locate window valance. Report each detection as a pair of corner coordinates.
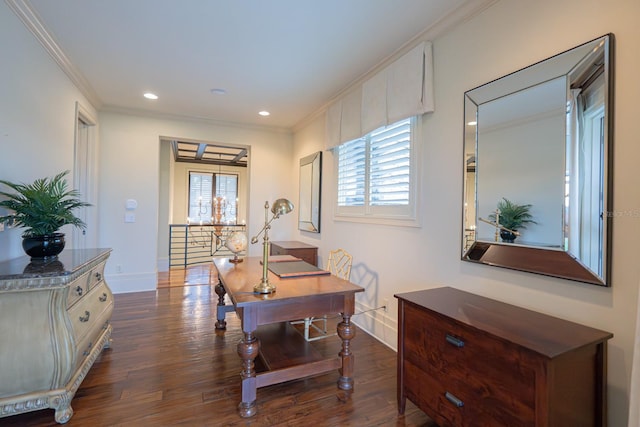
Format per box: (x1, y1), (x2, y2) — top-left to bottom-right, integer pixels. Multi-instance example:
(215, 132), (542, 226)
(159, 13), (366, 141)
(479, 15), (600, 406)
(325, 41), (434, 150)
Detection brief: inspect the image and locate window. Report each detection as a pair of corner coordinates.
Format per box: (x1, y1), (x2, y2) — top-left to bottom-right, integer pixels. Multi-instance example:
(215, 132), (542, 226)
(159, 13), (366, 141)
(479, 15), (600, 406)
(336, 117), (418, 225)
(188, 172), (238, 224)
(188, 172), (213, 223)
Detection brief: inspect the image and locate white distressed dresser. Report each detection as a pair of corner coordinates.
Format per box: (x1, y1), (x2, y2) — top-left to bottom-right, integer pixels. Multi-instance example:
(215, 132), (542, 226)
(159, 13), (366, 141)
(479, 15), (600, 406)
(0, 248), (113, 424)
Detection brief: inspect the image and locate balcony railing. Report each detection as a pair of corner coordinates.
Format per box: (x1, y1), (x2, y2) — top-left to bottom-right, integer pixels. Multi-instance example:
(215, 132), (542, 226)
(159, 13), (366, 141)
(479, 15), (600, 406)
(169, 223), (247, 268)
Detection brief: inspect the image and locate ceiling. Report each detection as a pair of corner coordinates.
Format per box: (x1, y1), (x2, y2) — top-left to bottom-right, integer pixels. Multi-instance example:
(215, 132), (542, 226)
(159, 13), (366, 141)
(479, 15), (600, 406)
(170, 140), (248, 167)
(22, 0), (476, 131)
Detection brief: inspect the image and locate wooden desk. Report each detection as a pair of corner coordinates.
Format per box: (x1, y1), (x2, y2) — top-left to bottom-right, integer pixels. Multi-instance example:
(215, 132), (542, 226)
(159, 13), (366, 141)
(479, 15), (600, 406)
(270, 240), (318, 266)
(213, 257), (364, 418)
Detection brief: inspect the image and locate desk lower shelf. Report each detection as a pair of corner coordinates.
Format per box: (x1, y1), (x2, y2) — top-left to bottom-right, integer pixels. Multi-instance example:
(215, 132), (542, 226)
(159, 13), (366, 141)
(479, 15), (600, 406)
(254, 322), (341, 388)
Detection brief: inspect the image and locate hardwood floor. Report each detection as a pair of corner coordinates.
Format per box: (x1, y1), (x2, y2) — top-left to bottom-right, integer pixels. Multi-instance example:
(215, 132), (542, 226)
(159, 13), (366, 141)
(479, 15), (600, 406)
(3, 265), (435, 426)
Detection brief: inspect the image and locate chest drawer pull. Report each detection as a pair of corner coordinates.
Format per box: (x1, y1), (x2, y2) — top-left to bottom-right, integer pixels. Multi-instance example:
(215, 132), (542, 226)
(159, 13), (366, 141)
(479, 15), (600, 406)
(79, 311), (90, 322)
(99, 293), (108, 302)
(445, 334), (465, 348)
(95, 272), (102, 281)
(445, 391), (464, 408)
(75, 286), (83, 296)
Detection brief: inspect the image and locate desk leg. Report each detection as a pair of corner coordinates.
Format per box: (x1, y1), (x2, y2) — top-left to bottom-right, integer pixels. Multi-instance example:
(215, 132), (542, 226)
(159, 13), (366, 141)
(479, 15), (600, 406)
(237, 331), (260, 418)
(337, 313), (356, 392)
(214, 282), (227, 330)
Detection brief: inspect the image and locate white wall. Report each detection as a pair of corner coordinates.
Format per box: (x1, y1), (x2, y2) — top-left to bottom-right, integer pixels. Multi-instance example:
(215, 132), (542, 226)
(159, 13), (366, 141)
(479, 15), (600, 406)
(293, 0), (640, 425)
(157, 140), (172, 268)
(0, 3), (98, 261)
(98, 111), (294, 293)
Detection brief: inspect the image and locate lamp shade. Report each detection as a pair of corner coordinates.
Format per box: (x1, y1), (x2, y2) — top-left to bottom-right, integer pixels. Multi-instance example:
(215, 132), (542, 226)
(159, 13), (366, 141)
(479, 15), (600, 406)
(271, 198), (294, 217)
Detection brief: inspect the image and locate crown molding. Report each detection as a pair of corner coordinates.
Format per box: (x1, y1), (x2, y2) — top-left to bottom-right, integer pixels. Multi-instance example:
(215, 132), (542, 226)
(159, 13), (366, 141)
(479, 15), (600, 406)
(291, 0), (499, 133)
(5, 0), (102, 109)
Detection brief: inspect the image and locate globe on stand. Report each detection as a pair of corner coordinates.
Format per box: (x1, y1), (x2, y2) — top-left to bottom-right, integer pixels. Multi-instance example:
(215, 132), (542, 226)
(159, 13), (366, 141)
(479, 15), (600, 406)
(225, 231), (247, 263)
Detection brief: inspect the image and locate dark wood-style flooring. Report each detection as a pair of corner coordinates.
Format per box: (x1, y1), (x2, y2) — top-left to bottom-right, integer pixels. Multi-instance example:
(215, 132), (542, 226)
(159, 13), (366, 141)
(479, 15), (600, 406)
(3, 264), (434, 426)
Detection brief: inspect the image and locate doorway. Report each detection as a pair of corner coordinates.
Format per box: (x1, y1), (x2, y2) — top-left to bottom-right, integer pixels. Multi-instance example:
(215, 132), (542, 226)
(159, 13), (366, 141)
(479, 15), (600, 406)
(73, 102), (98, 250)
(157, 137), (250, 274)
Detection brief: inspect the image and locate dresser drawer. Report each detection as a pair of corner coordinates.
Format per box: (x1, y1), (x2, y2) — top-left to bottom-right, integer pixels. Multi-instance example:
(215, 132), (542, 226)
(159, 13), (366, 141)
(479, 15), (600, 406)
(74, 318), (110, 368)
(87, 261), (106, 291)
(66, 271), (90, 308)
(406, 360), (536, 427)
(68, 281), (113, 342)
(403, 302), (535, 426)
(65, 261), (106, 308)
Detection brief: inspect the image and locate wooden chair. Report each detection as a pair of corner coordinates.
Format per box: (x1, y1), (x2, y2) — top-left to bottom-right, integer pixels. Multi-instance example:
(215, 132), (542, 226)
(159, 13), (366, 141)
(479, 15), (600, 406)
(297, 249), (353, 341)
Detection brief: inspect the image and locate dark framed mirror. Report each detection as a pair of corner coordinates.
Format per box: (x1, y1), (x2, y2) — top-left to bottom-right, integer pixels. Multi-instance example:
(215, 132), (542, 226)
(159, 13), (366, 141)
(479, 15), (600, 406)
(462, 34), (613, 286)
(298, 151), (321, 233)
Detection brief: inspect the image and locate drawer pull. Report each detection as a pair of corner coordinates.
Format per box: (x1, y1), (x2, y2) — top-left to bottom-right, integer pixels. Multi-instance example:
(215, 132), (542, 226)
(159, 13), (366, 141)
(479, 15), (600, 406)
(446, 334), (465, 348)
(95, 272), (102, 281)
(445, 391), (464, 408)
(99, 293), (108, 302)
(75, 286), (83, 296)
(79, 311), (90, 322)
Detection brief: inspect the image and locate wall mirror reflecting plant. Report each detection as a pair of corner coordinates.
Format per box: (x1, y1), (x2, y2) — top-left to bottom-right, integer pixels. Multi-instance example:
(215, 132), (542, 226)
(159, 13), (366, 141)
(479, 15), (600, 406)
(462, 34), (613, 286)
(298, 151), (321, 233)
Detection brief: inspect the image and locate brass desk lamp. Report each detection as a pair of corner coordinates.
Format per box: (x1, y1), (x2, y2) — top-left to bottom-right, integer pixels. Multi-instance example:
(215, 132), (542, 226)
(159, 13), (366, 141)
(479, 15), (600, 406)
(251, 198), (294, 294)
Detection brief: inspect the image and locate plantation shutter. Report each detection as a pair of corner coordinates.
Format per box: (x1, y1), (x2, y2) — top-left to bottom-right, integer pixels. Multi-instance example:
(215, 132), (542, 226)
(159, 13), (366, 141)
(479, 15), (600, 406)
(337, 139), (367, 206)
(215, 174), (238, 221)
(369, 118), (411, 206)
(188, 172), (213, 221)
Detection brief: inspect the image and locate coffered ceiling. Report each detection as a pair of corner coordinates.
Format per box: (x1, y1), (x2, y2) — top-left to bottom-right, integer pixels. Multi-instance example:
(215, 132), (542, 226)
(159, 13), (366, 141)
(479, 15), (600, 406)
(171, 141), (247, 167)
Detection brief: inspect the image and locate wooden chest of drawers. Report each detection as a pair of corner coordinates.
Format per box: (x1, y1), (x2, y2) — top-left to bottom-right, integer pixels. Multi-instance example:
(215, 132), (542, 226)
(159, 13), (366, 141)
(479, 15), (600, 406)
(270, 241), (318, 266)
(0, 248), (113, 424)
(395, 287), (613, 426)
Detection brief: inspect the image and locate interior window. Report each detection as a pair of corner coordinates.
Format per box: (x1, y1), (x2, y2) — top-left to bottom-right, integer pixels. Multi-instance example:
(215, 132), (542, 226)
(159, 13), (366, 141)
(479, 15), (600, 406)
(188, 172), (238, 223)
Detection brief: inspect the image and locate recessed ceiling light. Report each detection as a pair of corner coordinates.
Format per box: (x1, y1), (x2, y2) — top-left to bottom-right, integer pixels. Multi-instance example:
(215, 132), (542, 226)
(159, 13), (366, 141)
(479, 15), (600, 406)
(258, 111), (270, 116)
(210, 88), (227, 95)
(144, 92), (158, 100)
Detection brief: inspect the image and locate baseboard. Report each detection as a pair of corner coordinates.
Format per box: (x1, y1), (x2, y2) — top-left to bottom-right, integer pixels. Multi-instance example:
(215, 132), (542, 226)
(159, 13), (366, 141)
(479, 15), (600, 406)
(106, 271), (157, 294)
(352, 300), (398, 352)
(157, 257), (169, 272)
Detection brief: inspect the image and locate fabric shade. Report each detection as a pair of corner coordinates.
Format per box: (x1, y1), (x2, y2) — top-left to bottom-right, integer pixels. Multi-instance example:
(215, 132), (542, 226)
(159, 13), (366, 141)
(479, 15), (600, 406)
(341, 87), (362, 143)
(325, 41), (434, 150)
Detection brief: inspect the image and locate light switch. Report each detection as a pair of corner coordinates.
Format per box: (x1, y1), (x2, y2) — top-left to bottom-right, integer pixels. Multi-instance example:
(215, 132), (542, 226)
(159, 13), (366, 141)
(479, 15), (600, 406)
(124, 212), (136, 223)
(125, 199), (138, 210)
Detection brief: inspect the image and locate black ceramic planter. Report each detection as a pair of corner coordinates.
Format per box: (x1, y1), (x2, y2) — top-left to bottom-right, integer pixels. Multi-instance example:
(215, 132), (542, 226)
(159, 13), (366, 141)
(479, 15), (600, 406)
(22, 233), (66, 259)
(499, 230), (517, 243)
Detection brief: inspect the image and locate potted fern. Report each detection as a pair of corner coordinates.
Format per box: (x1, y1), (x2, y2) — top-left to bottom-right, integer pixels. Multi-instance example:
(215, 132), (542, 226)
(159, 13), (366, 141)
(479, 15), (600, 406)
(0, 171), (90, 259)
(488, 197), (537, 243)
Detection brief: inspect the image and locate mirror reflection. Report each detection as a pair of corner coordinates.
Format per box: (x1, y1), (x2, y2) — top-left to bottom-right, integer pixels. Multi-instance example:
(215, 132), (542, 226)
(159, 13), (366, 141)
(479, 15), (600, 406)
(462, 34), (612, 286)
(298, 152), (321, 233)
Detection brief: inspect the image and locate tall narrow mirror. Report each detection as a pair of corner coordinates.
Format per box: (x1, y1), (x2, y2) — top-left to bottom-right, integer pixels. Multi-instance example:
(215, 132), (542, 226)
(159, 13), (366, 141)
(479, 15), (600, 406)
(299, 151), (321, 233)
(462, 34), (613, 286)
